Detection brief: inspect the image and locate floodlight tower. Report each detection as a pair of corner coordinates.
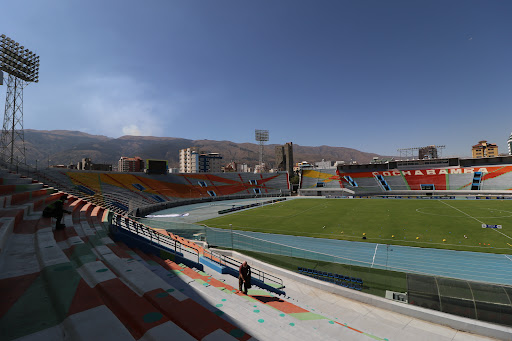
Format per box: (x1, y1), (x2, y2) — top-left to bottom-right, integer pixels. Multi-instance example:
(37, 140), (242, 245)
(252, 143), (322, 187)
(255, 129), (269, 168)
(0, 34), (39, 165)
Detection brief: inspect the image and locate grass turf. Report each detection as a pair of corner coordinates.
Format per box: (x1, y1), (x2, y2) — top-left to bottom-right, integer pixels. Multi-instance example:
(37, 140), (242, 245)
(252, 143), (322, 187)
(200, 198), (512, 254)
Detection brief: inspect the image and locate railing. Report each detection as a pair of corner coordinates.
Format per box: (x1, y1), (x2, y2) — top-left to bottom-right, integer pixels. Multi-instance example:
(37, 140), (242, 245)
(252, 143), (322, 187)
(111, 212), (200, 263)
(114, 212), (284, 288)
(202, 247), (284, 288)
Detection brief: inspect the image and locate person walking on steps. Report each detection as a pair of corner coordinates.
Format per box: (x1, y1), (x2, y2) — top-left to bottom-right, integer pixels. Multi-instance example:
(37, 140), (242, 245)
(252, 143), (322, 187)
(43, 195), (71, 230)
(238, 261), (251, 295)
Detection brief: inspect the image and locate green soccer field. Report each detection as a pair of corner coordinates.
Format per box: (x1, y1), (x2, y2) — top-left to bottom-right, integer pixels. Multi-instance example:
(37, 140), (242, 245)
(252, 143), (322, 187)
(200, 198), (512, 254)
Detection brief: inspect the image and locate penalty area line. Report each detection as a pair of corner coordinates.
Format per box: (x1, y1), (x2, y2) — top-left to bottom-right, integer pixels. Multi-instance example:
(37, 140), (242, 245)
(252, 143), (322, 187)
(505, 255), (512, 262)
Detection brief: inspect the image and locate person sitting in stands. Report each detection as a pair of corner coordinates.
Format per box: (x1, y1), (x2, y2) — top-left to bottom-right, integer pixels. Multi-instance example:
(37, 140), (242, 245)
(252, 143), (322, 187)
(43, 195), (71, 230)
(238, 261), (252, 295)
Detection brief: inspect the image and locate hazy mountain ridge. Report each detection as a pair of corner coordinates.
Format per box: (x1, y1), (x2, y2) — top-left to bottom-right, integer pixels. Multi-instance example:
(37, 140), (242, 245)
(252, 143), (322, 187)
(22, 130), (385, 168)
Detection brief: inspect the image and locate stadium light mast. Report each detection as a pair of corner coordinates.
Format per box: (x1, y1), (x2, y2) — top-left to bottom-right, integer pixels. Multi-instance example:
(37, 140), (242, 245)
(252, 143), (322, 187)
(255, 129), (269, 169)
(0, 34), (40, 165)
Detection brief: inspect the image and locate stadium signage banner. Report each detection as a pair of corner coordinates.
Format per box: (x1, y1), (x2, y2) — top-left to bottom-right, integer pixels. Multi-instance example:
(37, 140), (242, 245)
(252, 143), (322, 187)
(371, 168), (489, 177)
(482, 224), (502, 229)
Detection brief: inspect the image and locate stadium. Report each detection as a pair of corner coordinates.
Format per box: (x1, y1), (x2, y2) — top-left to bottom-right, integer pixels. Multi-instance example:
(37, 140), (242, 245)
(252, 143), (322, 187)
(1, 153), (512, 340)
(1, 4), (512, 339)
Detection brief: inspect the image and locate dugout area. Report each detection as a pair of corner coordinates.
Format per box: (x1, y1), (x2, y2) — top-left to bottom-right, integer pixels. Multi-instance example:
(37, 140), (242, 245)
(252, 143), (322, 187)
(407, 273), (512, 326)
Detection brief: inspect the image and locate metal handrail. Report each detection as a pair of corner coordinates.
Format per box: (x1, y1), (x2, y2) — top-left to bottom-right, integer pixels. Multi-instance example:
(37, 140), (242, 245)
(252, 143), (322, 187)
(111, 212), (200, 263)
(202, 244), (284, 288)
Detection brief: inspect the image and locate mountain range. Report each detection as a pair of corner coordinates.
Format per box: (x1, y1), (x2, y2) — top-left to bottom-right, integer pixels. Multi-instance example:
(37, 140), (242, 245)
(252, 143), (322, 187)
(21, 129), (385, 169)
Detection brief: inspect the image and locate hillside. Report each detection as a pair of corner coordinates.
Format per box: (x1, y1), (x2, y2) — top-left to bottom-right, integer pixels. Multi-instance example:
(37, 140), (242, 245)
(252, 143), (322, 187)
(21, 129), (386, 168)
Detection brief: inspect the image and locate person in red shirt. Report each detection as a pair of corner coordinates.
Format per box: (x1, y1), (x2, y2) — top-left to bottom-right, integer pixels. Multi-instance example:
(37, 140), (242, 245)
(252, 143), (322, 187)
(238, 261), (251, 294)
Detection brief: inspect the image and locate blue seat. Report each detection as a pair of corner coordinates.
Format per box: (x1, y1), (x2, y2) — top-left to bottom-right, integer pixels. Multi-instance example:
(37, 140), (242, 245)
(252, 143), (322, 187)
(350, 277), (357, 283)
(298, 267), (303, 272)
(328, 273), (334, 278)
(357, 278), (363, 284)
(344, 276), (351, 281)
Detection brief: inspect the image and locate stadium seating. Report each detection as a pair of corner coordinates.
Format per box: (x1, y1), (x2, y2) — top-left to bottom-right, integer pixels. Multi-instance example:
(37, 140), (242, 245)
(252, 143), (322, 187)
(297, 267), (363, 290)
(447, 172), (474, 190)
(36, 169), (290, 214)
(480, 166), (512, 190)
(329, 164), (512, 193)
(300, 169), (342, 189)
(1, 170), (373, 340)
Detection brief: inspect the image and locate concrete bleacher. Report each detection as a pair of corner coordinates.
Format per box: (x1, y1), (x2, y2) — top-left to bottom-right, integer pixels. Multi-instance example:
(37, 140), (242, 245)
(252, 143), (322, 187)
(0, 169), (361, 340)
(300, 169), (341, 189)
(481, 168), (512, 190)
(1, 169), (509, 340)
(40, 169), (290, 206)
(447, 173), (474, 190)
(349, 177), (381, 193)
(0, 171), (257, 340)
(382, 175), (409, 191)
(327, 165), (512, 194)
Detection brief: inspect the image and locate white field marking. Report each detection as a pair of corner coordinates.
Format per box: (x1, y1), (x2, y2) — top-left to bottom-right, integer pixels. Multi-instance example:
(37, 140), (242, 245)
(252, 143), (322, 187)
(505, 255), (512, 262)
(438, 200), (512, 241)
(371, 244), (379, 268)
(437, 200), (485, 224)
(416, 207), (512, 219)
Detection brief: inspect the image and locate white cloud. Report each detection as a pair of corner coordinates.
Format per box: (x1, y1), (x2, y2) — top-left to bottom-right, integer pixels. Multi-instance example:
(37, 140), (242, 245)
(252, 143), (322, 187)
(75, 74), (168, 137)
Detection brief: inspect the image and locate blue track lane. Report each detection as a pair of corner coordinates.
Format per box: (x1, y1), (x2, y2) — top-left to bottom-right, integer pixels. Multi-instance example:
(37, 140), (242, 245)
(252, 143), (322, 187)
(234, 230), (512, 285)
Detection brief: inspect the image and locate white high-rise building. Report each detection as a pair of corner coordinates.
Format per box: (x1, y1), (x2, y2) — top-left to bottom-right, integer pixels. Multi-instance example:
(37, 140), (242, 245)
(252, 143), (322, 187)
(508, 132), (512, 155)
(179, 147), (223, 173)
(179, 147), (199, 173)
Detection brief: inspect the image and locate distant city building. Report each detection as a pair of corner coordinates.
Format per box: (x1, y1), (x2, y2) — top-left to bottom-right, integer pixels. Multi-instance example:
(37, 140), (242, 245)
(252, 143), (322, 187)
(315, 159), (335, 169)
(179, 147), (199, 173)
(77, 158), (92, 170)
(294, 161), (313, 172)
(238, 163), (251, 173)
(254, 163), (269, 173)
(472, 140), (498, 158)
(77, 158), (112, 171)
(168, 168), (179, 173)
(275, 142), (294, 176)
(199, 153), (223, 172)
(118, 156), (144, 172)
(224, 161), (237, 172)
(508, 133), (512, 155)
(179, 147), (223, 173)
(419, 145), (439, 159)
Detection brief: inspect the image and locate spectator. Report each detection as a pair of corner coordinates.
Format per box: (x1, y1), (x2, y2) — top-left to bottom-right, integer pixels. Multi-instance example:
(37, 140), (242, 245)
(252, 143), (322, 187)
(238, 261), (251, 294)
(43, 195), (71, 230)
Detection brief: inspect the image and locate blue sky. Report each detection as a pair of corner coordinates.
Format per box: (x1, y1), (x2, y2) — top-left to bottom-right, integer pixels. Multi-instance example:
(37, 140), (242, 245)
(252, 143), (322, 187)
(2, 0), (512, 157)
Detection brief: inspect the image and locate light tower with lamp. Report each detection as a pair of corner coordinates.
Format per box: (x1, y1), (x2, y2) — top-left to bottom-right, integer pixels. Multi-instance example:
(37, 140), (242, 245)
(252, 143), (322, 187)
(255, 129), (269, 171)
(0, 34), (40, 165)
